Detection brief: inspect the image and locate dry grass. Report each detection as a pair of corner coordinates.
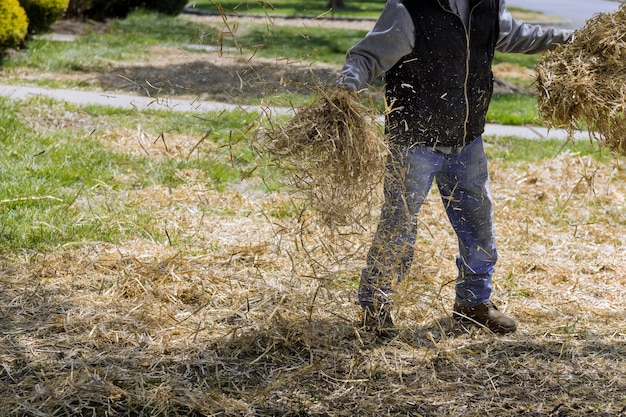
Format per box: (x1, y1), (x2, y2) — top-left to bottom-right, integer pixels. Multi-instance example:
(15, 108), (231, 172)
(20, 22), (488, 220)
(259, 87), (388, 229)
(535, 3), (626, 156)
(1, 133), (626, 415)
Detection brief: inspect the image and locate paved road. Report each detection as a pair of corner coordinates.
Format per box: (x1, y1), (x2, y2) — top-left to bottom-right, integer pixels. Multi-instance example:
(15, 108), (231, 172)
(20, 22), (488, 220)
(507, 0), (622, 28)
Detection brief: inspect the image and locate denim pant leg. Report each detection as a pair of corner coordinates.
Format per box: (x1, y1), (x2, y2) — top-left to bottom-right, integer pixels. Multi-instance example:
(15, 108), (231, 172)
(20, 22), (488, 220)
(435, 137), (497, 307)
(359, 146), (442, 308)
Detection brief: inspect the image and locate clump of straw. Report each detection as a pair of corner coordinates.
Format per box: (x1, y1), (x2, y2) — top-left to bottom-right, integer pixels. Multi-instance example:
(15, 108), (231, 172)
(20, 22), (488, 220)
(261, 88), (388, 228)
(535, 4), (626, 155)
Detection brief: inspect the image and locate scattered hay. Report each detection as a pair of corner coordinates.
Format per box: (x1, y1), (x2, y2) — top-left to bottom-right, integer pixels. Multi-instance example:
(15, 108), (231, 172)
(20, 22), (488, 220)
(2, 149), (626, 416)
(535, 3), (626, 155)
(260, 88), (388, 228)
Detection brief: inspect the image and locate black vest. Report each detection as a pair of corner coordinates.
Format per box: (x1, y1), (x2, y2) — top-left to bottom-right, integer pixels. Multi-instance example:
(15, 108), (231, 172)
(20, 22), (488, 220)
(385, 0), (500, 147)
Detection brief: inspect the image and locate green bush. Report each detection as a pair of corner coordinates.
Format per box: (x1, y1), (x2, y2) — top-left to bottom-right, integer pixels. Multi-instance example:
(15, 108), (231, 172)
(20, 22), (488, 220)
(0, 0), (28, 49)
(19, 0), (69, 34)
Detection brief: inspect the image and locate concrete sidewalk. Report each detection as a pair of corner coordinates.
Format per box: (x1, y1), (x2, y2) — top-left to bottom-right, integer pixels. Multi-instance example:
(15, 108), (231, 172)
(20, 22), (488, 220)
(0, 83), (266, 114)
(483, 123), (588, 141)
(0, 83), (588, 141)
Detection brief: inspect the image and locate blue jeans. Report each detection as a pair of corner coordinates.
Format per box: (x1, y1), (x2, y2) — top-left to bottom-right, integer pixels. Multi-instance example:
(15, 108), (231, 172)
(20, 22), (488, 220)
(359, 136), (496, 309)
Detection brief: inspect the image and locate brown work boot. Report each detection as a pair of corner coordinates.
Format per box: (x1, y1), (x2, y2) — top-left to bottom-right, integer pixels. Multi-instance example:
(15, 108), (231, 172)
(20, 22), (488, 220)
(453, 300), (517, 334)
(362, 305), (396, 337)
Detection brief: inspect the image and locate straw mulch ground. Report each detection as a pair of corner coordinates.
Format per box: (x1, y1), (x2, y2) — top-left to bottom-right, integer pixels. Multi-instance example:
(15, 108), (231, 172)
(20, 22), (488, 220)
(535, 3), (626, 156)
(1, 128), (625, 416)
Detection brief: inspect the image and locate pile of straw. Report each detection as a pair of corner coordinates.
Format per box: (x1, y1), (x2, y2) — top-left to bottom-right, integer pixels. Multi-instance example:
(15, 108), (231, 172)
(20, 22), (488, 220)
(261, 88), (388, 227)
(535, 4), (626, 155)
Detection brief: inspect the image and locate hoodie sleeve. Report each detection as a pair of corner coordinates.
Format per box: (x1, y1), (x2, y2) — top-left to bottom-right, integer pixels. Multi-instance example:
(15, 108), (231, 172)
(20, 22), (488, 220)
(336, 0), (415, 91)
(497, 0), (574, 54)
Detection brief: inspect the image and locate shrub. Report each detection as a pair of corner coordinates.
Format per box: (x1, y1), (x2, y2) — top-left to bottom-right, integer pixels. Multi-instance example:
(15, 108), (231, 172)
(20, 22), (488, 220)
(0, 0), (28, 49)
(19, 0), (69, 34)
(65, 0), (187, 20)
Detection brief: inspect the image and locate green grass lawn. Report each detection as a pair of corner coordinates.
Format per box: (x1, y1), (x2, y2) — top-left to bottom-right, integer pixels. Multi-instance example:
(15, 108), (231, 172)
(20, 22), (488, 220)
(233, 24), (368, 65)
(487, 93), (542, 125)
(5, 11), (218, 73)
(0, 96), (266, 252)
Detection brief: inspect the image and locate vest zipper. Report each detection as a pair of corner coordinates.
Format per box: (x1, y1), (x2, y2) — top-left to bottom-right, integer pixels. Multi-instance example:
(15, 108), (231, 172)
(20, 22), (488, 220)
(440, 0), (482, 146)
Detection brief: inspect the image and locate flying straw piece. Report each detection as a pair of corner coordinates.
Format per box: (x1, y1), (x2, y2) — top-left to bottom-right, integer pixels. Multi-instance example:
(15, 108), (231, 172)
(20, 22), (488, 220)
(261, 87), (388, 228)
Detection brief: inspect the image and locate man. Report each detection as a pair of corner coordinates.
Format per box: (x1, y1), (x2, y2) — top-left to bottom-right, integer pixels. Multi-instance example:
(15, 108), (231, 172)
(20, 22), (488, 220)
(337, 0), (573, 335)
